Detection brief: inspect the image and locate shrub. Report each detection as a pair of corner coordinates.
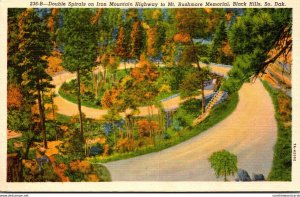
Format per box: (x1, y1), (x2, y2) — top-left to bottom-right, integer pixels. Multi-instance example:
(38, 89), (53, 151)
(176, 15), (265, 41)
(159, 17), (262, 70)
(209, 150), (238, 181)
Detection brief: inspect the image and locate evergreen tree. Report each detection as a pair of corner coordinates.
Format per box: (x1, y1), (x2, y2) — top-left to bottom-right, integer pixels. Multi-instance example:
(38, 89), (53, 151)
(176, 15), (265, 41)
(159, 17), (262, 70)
(58, 9), (98, 139)
(223, 9), (292, 93)
(209, 20), (227, 63)
(174, 9), (221, 114)
(17, 9), (53, 148)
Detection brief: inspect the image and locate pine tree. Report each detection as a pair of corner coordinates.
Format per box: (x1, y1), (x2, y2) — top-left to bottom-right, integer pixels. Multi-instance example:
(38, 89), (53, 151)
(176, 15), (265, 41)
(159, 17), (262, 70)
(223, 9), (292, 93)
(58, 9), (98, 139)
(17, 9), (53, 148)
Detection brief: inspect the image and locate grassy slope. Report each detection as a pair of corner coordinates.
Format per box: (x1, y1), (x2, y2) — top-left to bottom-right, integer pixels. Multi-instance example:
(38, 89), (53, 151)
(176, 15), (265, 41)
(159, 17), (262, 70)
(262, 80), (292, 181)
(88, 92), (239, 163)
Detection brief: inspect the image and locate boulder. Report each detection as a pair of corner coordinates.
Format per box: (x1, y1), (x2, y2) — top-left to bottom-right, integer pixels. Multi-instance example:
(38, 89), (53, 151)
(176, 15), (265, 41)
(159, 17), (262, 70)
(252, 173), (265, 181)
(236, 169), (251, 181)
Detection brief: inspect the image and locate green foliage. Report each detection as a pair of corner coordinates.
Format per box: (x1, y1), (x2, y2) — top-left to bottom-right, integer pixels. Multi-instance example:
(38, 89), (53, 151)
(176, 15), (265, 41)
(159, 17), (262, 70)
(59, 69), (128, 109)
(23, 161), (60, 182)
(262, 80), (291, 181)
(7, 109), (31, 132)
(92, 92), (238, 163)
(208, 150), (238, 181)
(58, 9), (98, 72)
(60, 129), (85, 160)
(209, 20), (233, 65)
(173, 98), (202, 130)
(7, 8), (25, 84)
(64, 169), (85, 182)
(179, 66), (211, 99)
(59, 80), (101, 109)
(224, 9), (292, 92)
(54, 154), (72, 165)
(92, 164), (112, 182)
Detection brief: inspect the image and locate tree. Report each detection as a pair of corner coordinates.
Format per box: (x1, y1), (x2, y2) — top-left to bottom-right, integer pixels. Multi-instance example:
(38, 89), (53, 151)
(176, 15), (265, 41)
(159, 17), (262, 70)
(7, 8), (25, 85)
(17, 9), (53, 148)
(174, 9), (220, 114)
(208, 150), (238, 181)
(58, 9), (98, 139)
(209, 20), (233, 64)
(222, 9), (292, 93)
(115, 25), (130, 71)
(143, 9), (166, 60)
(129, 20), (145, 60)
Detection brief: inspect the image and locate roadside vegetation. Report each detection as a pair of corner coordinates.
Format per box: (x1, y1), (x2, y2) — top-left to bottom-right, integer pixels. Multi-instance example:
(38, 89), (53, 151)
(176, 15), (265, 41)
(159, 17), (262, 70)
(7, 8), (291, 182)
(262, 80), (292, 181)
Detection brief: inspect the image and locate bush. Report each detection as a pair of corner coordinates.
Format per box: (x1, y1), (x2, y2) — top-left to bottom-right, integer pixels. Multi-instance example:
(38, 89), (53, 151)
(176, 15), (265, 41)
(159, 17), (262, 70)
(23, 159), (60, 182)
(59, 129), (85, 160)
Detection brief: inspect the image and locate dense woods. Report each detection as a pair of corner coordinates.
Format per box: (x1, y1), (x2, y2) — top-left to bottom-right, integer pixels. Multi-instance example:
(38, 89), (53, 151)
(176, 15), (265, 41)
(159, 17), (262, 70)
(7, 8), (292, 182)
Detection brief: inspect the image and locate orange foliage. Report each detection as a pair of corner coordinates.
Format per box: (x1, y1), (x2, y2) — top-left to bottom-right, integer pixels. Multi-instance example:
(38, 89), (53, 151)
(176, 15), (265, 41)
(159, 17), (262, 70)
(31, 104), (39, 116)
(47, 8), (59, 33)
(87, 174), (99, 182)
(49, 155), (69, 182)
(79, 160), (92, 173)
(133, 58), (159, 83)
(115, 138), (135, 153)
(222, 41), (234, 57)
(204, 8), (212, 13)
(47, 17), (55, 32)
(70, 160), (92, 174)
(60, 125), (69, 133)
(225, 11), (233, 21)
(173, 33), (191, 44)
(22, 159), (38, 175)
(146, 27), (158, 57)
(102, 144), (110, 156)
(91, 8), (104, 25)
(69, 160), (80, 172)
(115, 26), (128, 58)
(101, 86), (122, 109)
(137, 119), (160, 137)
(46, 50), (63, 76)
(7, 85), (23, 109)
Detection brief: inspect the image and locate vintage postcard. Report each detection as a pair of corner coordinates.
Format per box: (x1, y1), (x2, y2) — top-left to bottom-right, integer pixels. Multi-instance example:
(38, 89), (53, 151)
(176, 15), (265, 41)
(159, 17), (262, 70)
(0, 0), (299, 192)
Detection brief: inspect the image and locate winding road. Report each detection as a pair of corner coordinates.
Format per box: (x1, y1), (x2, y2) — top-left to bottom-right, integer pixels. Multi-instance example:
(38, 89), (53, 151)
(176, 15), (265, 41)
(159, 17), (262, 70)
(104, 80), (277, 181)
(51, 63), (276, 181)
(51, 63), (229, 119)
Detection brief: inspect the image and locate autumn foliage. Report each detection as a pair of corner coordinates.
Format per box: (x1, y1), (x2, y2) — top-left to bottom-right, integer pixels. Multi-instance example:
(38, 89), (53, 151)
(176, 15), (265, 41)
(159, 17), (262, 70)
(101, 86), (123, 109)
(173, 33), (191, 44)
(7, 85), (23, 109)
(137, 119), (160, 137)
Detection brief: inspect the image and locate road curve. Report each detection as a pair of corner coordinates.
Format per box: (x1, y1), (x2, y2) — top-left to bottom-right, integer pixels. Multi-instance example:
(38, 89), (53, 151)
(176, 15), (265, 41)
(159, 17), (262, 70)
(103, 80), (277, 181)
(51, 63), (230, 119)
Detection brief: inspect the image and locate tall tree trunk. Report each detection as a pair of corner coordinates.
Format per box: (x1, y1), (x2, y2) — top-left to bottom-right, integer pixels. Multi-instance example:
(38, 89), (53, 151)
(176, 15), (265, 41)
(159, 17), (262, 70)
(50, 92), (57, 140)
(76, 68), (84, 139)
(191, 38), (205, 114)
(37, 79), (47, 149)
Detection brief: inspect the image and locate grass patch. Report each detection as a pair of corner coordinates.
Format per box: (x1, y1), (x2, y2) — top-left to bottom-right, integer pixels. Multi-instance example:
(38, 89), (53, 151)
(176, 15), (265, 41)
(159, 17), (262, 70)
(88, 92), (239, 163)
(58, 85), (101, 109)
(262, 80), (292, 181)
